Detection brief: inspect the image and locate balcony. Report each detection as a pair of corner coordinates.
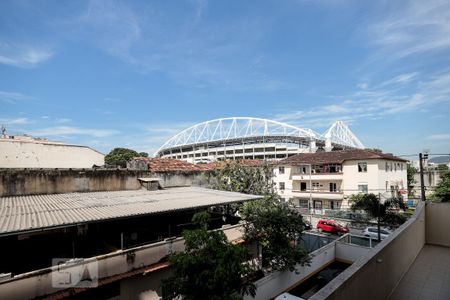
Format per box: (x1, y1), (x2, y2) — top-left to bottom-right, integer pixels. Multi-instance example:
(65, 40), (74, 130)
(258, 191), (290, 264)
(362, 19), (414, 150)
(292, 172), (343, 181)
(292, 190), (343, 200)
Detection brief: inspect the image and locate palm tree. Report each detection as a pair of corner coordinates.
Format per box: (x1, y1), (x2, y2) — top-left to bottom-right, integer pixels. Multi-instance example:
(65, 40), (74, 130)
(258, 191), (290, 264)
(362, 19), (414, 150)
(351, 193), (406, 241)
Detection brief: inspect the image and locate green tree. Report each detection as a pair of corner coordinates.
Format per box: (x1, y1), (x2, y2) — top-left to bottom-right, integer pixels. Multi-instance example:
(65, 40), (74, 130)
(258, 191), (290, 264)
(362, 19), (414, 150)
(431, 170), (450, 202)
(211, 161), (310, 272)
(161, 212), (256, 300)
(241, 196), (310, 272)
(210, 161), (275, 196)
(139, 152), (149, 157)
(351, 193), (406, 241)
(407, 164), (418, 197)
(105, 147), (140, 167)
(437, 164), (449, 171)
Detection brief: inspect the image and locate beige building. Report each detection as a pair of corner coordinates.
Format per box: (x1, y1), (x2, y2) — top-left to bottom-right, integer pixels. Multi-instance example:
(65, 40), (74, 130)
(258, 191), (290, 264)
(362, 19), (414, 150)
(273, 149), (408, 214)
(0, 134), (104, 168)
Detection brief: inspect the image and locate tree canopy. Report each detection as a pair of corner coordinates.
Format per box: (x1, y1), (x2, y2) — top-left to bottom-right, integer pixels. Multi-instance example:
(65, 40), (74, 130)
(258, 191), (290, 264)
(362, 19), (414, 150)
(161, 212), (256, 300)
(241, 196), (310, 272)
(431, 170), (450, 202)
(105, 147), (140, 167)
(211, 161), (310, 272)
(351, 193), (407, 227)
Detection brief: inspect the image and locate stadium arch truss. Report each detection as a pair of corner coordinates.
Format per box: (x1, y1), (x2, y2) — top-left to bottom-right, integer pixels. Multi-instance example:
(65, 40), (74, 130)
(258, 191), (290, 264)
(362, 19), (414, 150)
(155, 117), (364, 163)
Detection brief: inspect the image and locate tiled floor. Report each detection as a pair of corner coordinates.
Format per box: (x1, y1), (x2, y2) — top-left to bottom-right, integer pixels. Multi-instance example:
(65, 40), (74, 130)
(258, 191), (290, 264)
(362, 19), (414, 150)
(389, 245), (450, 300)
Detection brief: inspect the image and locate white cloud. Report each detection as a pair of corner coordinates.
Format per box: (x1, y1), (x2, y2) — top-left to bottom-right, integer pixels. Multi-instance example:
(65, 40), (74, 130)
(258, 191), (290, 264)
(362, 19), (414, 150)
(0, 91), (34, 104)
(366, 0), (450, 60)
(427, 134), (450, 141)
(31, 126), (119, 138)
(0, 117), (30, 125)
(0, 44), (53, 68)
(357, 82), (368, 89)
(274, 70), (450, 130)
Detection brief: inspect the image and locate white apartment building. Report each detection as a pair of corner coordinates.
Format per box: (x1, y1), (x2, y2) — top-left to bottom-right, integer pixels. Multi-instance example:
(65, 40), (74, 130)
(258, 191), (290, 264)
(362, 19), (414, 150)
(273, 149), (408, 214)
(0, 134), (104, 168)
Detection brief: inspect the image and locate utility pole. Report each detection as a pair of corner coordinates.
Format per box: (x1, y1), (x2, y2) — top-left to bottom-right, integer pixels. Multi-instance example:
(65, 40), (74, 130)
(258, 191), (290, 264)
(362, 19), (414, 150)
(419, 153), (426, 201)
(377, 193), (381, 242)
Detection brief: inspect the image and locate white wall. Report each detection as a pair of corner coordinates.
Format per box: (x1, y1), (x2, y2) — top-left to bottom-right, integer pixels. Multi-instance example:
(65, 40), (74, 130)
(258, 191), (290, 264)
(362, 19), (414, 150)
(0, 140), (104, 168)
(273, 165), (295, 201)
(342, 159), (406, 201)
(244, 241), (337, 300)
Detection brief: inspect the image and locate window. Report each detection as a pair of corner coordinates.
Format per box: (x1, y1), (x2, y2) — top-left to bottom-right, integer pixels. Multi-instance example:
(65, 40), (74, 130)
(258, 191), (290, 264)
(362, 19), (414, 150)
(279, 166), (285, 174)
(279, 182), (285, 190)
(358, 184), (368, 194)
(358, 162), (367, 172)
(329, 182), (337, 192)
(386, 162), (389, 172)
(301, 166), (307, 174)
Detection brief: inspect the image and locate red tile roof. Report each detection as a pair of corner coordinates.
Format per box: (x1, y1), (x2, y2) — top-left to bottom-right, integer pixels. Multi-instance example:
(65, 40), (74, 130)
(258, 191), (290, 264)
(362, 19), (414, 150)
(280, 149), (407, 165)
(132, 158), (268, 172)
(132, 157), (203, 172)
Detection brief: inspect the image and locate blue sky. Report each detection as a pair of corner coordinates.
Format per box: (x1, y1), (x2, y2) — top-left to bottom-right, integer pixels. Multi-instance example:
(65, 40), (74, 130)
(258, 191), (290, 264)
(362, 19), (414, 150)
(1, 0), (449, 156)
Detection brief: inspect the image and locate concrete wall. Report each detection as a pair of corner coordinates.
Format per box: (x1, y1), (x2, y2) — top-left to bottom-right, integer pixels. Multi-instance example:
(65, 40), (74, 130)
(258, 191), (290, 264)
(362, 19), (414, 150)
(425, 202), (450, 247)
(0, 224), (244, 300)
(311, 202), (426, 300)
(244, 239), (337, 300)
(0, 169), (212, 197)
(335, 242), (371, 263)
(0, 139), (104, 168)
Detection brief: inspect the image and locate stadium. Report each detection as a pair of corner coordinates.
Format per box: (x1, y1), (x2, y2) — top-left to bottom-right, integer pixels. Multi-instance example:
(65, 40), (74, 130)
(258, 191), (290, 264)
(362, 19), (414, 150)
(155, 117), (364, 163)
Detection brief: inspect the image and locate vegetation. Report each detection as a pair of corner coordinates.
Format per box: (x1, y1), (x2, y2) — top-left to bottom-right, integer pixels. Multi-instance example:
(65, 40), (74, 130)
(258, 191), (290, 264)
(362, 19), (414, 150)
(210, 161), (274, 195)
(351, 193), (407, 241)
(161, 212), (256, 300)
(105, 147), (140, 167)
(407, 164), (417, 197)
(430, 170), (450, 202)
(211, 161), (310, 272)
(436, 164), (449, 171)
(139, 152), (149, 157)
(241, 196), (310, 272)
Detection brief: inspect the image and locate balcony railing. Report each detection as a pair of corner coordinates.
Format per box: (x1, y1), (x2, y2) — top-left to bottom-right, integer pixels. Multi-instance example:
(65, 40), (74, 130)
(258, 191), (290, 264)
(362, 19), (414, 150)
(292, 189), (343, 194)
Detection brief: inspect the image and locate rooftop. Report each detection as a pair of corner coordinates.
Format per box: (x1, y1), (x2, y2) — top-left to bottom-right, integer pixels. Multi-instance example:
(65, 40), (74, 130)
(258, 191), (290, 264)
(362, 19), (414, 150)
(280, 149), (407, 165)
(0, 187), (261, 236)
(132, 157), (204, 172)
(131, 157), (266, 172)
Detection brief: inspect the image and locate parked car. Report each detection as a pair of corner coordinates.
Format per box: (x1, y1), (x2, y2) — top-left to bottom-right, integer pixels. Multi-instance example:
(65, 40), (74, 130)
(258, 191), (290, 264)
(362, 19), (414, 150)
(304, 220), (312, 230)
(316, 219), (349, 235)
(363, 227), (392, 240)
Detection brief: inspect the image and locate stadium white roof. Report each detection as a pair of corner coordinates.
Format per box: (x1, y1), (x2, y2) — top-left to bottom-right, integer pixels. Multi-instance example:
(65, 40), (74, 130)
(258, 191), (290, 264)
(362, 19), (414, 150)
(155, 117), (364, 156)
(0, 187), (261, 236)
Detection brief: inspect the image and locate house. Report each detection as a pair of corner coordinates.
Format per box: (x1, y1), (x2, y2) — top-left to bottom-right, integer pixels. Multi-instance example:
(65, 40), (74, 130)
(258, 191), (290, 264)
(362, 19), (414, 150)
(272, 149), (408, 214)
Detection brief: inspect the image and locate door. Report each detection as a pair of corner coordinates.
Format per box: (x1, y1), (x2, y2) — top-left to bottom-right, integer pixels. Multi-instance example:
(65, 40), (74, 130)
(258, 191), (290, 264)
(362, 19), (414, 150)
(329, 182), (337, 192)
(300, 182), (307, 191)
(314, 200), (323, 215)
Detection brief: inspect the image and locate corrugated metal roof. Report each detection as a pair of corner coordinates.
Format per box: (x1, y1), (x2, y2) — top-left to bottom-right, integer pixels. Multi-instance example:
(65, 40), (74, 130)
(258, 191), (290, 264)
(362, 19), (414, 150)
(0, 187), (261, 235)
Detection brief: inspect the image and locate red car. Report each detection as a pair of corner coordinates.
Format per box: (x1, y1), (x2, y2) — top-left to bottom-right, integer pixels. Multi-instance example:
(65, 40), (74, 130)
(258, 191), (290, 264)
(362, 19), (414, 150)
(316, 219), (349, 235)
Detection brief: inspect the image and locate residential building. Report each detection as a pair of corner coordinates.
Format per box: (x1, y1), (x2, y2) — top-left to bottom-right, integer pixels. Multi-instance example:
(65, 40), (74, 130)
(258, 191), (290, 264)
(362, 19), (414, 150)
(0, 134), (104, 168)
(273, 149), (408, 214)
